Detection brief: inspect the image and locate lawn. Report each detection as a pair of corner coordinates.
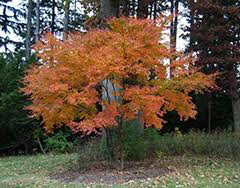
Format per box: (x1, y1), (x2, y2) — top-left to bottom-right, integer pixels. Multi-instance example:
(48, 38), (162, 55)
(0, 153), (240, 188)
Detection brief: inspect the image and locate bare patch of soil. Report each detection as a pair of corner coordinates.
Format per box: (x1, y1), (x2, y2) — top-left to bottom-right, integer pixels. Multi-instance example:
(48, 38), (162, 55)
(52, 160), (173, 185)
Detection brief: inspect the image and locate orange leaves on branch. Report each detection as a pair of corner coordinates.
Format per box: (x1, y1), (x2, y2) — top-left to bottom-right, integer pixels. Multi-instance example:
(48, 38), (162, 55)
(21, 17), (215, 134)
(68, 102), (120, 134)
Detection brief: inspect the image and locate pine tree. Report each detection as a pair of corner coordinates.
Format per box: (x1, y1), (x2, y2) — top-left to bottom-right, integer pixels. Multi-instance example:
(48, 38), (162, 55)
(0, 0), (25, 51)
(188, 0), (240, 132)
(26, 0), (33, 60)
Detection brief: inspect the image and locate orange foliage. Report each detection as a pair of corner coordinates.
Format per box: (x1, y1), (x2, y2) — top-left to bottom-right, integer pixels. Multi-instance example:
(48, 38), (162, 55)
(21, 17), (215, 133)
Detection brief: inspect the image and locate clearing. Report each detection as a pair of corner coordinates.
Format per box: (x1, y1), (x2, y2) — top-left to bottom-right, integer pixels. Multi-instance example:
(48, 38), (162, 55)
(0, 153), (240, 187)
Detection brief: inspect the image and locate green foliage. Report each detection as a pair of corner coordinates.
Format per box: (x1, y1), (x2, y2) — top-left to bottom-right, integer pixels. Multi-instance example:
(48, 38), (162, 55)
(79, 129), (240, 163)
(0, 52), (39, 151)
(78, 123), (161, 162)
(156, 131), (240, 159)
(121, 121), (146, 160)
(0, 153), (79, 187)
(0, 0), (25, 51)
(44, 129), (76, 153)
(120, 121), (160, 161)
(78, 137), (109, 163)
(0, 51), (79, 154)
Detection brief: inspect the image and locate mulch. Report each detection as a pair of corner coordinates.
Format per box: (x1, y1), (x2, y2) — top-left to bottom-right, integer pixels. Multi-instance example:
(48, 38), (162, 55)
(51, 160), (173, 185)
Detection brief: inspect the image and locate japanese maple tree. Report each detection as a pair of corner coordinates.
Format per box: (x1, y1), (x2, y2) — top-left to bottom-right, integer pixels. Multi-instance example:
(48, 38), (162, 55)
(22, 17), (215, 135)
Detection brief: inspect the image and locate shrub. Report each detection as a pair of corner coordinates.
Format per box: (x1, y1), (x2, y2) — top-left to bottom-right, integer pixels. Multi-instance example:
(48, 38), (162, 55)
(156, 131), (240, 159)
(78, 121), (161, 162)
(44, 130), (75, 153)
(78, 137), (110, 161)
(78, 129), (240, 167)
(121, 120), (146, 160)
(122, 123), (160, 160)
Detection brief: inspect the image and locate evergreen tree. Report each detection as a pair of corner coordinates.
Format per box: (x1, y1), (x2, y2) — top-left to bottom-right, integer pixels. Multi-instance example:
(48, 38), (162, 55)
(0, 0), (25, 51)
(0, 52), (39, 154)
(187, 0), (240, 132)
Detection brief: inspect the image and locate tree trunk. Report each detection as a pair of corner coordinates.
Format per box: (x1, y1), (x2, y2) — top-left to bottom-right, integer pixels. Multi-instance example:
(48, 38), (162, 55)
(231, 65), (240, 133)
(100, 0), (120, 161)
(63, 0), (70, 40)
(118, 119), (124, 170)
(137, 0), (148, 18)
(74, 0), (77, 21)
(37, 137), (46, 154)
(105, 127), (114, 159)
(229, 62), (240, 133)
(35, 0), (40, 42)
(132, 0), (136, 16)
(153, 2), (157, 20)
(51, 0), (56, 34)
(122, 0), (130, 16)
(232, 98), (240, 133)
(24, 142), (29, 155)
(100, 0), (119, 19)
(26, 0), (33, 61)
(169, 0), (174, 78)
(170, 0), (179, 78)
(208, 93), (212, 133)
(188, 2), (194, 51)
(173, 0), (179, 47)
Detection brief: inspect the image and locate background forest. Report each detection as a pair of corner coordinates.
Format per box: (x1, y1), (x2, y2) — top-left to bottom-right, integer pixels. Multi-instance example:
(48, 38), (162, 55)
(0, 0), (240, 159)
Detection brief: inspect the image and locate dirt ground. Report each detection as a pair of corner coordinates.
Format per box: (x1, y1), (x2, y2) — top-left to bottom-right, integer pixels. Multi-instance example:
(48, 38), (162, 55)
(52, 160), (172, 185)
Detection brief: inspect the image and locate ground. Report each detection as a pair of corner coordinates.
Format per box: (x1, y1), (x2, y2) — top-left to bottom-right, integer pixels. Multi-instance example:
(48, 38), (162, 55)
(0, 153), (240, 188)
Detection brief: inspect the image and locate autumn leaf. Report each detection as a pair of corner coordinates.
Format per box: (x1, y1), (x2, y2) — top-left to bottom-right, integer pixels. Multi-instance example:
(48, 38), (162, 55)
(21, 17), (215, 133)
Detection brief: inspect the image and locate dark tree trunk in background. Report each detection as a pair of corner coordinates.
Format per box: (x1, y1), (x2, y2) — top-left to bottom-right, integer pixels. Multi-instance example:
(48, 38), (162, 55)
(101, 0), (119, 19)
(173, 0), (179, 46)
(26, 0), (32, 61)
(187, 0), (240, 132)
(118, 118), (124, 171)
(122, 0), (130, 16)
(169, 0), (174, 78)
(137, 0), (149, 18)
(153, 2), (157, 19)
(231, 64), (240, 133)
(208, 93), (212, 132)
(232, 98), (240, 133)
(170, 0), (179, 78)
(51, 0), (56, 34)
(105, 127), (114, 159)
(35, 0), (40, 42)
(132, 0), (136, 16)
(187, 1), (194, 51)
(63, 0), (70, 40)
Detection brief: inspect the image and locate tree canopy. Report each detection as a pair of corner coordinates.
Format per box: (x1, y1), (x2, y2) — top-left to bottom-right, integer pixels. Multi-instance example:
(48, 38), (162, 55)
(22, 17), (215, 134)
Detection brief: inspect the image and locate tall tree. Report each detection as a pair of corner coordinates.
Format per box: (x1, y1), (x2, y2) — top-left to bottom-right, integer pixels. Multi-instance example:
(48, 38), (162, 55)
(63, 0), (70, 39)
(26, 0), (33, 60)
(99, 0), (120, 160)
(38, 0), (61, 35)
(169, 0), (179, 78)
(188, 0), (240, 132)
(137, 0), (149, 18)
(22, 18), (215, 169)
(0, 0), (25, 51)
(100, 0), (119, 19)
(35, 0), (40, 42)
(0, 52), (39, 154)
(137, 0), (167, 19)
(51, 0), (56, 33)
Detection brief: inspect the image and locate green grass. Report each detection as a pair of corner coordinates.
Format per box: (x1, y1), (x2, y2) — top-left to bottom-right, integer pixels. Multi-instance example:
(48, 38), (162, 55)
(1, 153), (240, 188)
(155, 131), (240, 159)
(0, 153), (81, 188)
(145, 155), (240, 188)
